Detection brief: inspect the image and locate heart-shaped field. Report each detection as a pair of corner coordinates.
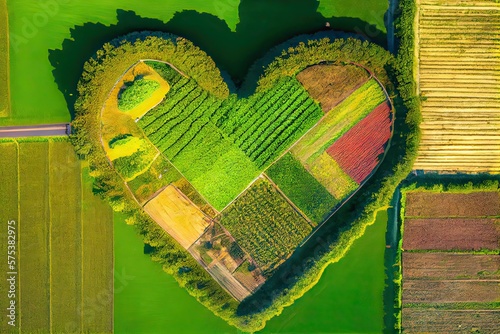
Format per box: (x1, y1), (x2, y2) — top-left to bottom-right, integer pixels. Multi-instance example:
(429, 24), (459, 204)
(99, 51), (392, 301)
(74, 31), (395, 329)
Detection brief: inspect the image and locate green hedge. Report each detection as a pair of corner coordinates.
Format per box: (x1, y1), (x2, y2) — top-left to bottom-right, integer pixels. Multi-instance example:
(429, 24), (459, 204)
(72, 30), (420, 332)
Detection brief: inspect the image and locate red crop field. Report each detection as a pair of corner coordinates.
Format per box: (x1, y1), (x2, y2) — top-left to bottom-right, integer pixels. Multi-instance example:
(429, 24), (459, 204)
(326, 101), (391, 184)
(403, 218), (500, 251)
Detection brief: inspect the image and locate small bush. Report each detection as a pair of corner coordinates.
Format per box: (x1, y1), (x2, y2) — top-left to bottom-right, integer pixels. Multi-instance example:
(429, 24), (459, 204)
(118, 78), (160, 111)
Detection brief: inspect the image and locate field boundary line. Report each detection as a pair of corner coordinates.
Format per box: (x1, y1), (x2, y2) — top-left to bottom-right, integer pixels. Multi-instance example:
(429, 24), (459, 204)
(262, 173), (313, 226)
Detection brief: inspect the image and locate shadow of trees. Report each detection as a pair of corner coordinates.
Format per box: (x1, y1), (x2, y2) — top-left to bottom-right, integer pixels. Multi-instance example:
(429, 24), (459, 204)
(49, 0), (386, 118)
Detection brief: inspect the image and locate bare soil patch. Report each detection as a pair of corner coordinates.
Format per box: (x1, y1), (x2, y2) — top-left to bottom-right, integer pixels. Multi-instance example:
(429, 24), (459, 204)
(402, 280), (500, 303)
(405, 191), (500, 218)
(403, 218), (500, 251)
(296, 64), (370, 112)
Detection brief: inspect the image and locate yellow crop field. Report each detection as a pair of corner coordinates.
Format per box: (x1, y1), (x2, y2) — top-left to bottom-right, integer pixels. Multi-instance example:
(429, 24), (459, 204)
(414, 0), (500, 173)
(144, 185), (210, 249)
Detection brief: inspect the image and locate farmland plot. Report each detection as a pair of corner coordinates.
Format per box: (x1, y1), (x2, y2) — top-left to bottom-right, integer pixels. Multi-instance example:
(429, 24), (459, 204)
(402, 308), (500, 334)
(405, 191), (500, 218)
(402, 189), (500, 333)
(414, 0), (500, 172)
(0, 0), (8, 117)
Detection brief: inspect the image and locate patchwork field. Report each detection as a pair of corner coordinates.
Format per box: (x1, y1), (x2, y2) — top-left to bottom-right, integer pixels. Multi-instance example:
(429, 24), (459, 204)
(414, 0), (500, 172)
(0, 139), (114, 334)
(0, 0), (8, 117)
(401, 189), (500, 333)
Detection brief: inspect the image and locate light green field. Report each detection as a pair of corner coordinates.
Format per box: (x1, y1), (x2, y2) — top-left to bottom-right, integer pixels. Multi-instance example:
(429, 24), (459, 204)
(0, 139), (113, 333)
(5, 0), (387, 125)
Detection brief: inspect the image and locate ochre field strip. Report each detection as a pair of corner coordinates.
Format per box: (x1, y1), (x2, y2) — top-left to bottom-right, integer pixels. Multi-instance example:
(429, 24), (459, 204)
(414, 0), (500, 172)
(0, 142), (19, 333)
(48, 141), (83, 332)
(18, 142), (51, 332)
(81, 167), (114, 333)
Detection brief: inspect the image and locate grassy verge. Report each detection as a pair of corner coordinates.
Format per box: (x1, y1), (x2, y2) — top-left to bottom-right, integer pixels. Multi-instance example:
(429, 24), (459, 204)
(48, 141), (83, 332)
(18, 141), (51, 332)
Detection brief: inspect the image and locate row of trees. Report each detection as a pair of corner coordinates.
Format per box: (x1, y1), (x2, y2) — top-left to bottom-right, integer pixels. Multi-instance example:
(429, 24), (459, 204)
(72, 28), (421, 332)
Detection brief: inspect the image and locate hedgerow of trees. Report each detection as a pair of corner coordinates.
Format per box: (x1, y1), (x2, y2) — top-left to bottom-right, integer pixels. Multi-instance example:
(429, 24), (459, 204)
(71, 30), (420, 332)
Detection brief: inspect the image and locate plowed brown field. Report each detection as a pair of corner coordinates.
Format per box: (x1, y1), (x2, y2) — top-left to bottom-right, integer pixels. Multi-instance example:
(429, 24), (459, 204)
(405, 191), (500, 218)
(402, 308), (500, 334)
(403, 218), (500, 251)
(403, 253), (500, 280)
(402, 280), (500, 303)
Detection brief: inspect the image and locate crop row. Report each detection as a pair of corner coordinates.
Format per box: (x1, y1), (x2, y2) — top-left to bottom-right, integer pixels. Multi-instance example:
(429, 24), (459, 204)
(326, 102), (391, 184)
(219, 179), (312, 275)
(219, 78), (323, 168)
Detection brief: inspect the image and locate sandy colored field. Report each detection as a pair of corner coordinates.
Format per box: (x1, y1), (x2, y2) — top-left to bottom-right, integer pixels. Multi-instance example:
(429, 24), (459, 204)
(144, 185), (210, 249)
(405, 191), (500, 218)
(403, 218), (500, 251)
(296, 64), (370, 113)
(403, 253), (500, 280)
(414, 0), (500, 172)
(402, 308), (500, 334)
(403, 280), (500, 304)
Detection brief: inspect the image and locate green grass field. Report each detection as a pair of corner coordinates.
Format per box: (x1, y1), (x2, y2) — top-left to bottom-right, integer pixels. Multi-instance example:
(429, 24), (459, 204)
(261, 209), (388, 333)
(0, 0), (8, 117)
(266, 153), (337, 223)
(0, 141), (18, 334)
(0, 140), (113, 333)
(4, 0), (387, 125)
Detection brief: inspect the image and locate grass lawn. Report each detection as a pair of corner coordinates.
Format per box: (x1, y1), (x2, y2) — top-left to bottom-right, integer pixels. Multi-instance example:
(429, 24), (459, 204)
(5, 0), (387, 125)
(260, 209), (388, 333)
(114, 214), (235, 334)
(0, 141), (18, 333)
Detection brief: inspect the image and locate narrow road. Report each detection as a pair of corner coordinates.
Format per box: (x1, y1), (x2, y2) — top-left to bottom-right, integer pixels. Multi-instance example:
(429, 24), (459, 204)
(0, 123), (70, 138)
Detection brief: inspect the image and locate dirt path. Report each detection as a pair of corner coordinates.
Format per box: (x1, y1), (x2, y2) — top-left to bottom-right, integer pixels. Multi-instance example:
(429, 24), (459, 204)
(0, 123), (69, 138)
